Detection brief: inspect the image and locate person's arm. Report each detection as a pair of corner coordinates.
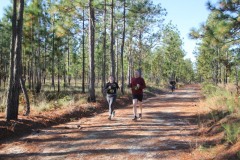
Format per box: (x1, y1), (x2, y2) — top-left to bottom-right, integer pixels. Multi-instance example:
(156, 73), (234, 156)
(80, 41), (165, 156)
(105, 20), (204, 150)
(104, 83), (109, 91)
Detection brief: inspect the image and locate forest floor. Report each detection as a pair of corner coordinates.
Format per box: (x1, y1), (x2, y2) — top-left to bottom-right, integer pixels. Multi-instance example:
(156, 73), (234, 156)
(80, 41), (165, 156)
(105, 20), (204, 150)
(0, 84), (237, 160)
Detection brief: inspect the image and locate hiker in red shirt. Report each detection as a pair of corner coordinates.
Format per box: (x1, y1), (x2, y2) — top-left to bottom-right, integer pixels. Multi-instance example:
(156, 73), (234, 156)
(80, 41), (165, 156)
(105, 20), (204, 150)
(128, 70), (146, 120)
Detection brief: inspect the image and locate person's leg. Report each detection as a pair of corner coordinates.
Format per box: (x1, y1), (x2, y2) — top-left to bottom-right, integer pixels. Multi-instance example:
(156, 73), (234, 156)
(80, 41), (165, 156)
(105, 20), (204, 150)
(139, 101), (142, 114)
(106, 96), (112, 119)
(138, 94), (143, 118)
(109, 96), (114, 115)
(111, 95), (117, 117)
(132, 99), (138, 120)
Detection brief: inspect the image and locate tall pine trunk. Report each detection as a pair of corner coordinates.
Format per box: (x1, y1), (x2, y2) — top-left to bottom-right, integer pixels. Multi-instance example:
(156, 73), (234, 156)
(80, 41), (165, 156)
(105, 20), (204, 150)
(88, 0), (96, 102)
(57, 50), (60, 92)
(67, 36), (71, 86)
(120, 0), (126, 94)
(6, 0), (25, 121)
(116, 33), (119, 82)
(6, 0), (17, 121)
(51, 15), (55, 91)
(82, 8), (85, 93)
(110, 0), (115, 78)
(101, 0), (107, 95)
(30, 18), (34, 90)
(35, 28), (41, 93)
(20, 77), (30, 116)
(43, 12), (47, 85)
(0, 30), (2, 88)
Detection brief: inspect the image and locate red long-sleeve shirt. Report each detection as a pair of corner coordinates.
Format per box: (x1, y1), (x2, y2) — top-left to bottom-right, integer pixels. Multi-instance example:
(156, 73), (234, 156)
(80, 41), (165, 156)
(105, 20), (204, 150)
(129, 77), (146, 95)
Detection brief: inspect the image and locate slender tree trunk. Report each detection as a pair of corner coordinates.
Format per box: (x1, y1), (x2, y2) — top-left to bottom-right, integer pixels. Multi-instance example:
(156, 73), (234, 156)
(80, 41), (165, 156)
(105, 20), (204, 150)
(0, 29), (3, 88)
(236, 65), (239, 95)
(82, 8), (85, 93)
(127, 60), (131, 85)
(127, 47), (132, 85)
(225, 51), (229, 84)
(64, 70), (66, 90)
(3, 61), (6, 88)
(88, 0), (96, 102)
(22, 50), (26, 81)
(43, 53), (46, 85)
(138, 31), (142, 74)
(127, 33), (133, 85)
(28, 56), (31, 89)
(98, 56), (101, 86)
(58, 55), (60, 92)
(63, 43), (67, 90)
(101, 0), (107, 94)
(43, 13), (47, 85)
(120, 0), (126, 94)
(116, 35), (119, 82)
(131, 53), (134, 78)
(3, 46), (8, 88)
(51, 15), (55, 90)
(18, 0), (29, 116)
(20, 78), (30, 116)
(110, 0), (115, 78)
(64, 56), (66, 90)
(30, 18), (34, 90)
(215, 47), (219, 85)
(35, 29), (41, 93)
(67, 36), (71, 86)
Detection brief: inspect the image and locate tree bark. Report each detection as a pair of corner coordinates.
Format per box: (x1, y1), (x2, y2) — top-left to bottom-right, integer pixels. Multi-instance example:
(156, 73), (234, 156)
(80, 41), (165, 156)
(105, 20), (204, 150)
(101, 0), (107, 95)
(88, 0), (96, 102)
(6, 0), (17, 121)
(43, 27), (47, 85)
(67, 36), (71, 86)
(57, 51), (60, 92)
(20, 78), (30, 116)
(116, 33), (119, 82)
(51, 15), (55, 91)
(82, 8), (85, 93)
(110, 0), (115, 78)
(0, 28), (3, 88)
(120, 0), (126, 94)
(35, 24), (41, 93)
(6, 0), (25, 121)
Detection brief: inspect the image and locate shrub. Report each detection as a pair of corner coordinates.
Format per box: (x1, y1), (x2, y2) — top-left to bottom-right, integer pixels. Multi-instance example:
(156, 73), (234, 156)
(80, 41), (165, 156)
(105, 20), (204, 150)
(222, 123), (240, 144)
(201, 82), (218, 95)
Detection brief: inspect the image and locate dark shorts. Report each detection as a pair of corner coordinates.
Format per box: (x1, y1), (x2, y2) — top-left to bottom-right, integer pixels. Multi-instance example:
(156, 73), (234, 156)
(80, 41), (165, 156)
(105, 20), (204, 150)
(132, 94), (143, 102)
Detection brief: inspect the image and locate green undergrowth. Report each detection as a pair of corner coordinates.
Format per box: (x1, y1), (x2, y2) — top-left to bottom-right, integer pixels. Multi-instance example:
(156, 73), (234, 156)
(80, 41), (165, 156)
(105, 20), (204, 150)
(200, 82), (240, 144)
(0, 85), (162, 113)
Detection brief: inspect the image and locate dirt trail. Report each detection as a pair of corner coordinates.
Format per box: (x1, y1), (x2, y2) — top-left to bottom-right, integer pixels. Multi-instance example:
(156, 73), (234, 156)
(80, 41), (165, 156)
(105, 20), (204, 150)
(0, 85), (202, 160)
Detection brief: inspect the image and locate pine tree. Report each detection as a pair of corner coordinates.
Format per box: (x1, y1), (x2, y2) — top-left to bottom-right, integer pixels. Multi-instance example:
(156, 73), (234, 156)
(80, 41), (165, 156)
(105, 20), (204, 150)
(6, 0), (26, 120)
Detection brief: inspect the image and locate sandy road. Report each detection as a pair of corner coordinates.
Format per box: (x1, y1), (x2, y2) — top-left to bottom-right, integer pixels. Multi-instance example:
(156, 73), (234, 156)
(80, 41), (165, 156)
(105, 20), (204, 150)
(0, 85), (201, 160)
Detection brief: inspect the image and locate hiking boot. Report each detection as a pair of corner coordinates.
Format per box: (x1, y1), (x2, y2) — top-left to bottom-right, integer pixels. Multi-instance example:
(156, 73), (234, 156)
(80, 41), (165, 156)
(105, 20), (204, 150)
(139, 113), (142, 119)
(132, 116), (137, 121)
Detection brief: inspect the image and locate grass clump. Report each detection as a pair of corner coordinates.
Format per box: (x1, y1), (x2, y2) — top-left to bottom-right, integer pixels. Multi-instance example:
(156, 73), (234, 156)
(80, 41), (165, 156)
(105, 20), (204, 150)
(222, 123), (240, 144)
(199, 83), (240, 145)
